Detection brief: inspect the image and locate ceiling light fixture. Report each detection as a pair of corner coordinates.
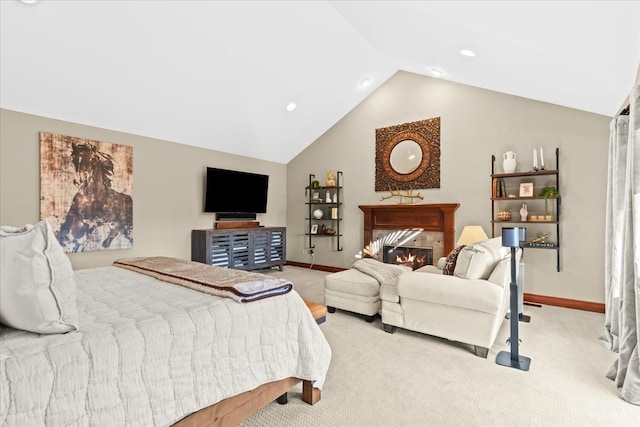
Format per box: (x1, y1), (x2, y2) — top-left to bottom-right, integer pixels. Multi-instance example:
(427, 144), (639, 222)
(285, 102), (297, 112)
(358, 76), (372, 89)
(429, 68), (444, 78)
(460, 49), (476, 57)
(19, 0), (39, 4)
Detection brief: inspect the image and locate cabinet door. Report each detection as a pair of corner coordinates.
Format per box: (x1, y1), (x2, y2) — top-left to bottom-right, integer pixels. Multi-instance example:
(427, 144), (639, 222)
(269, 229), (285, 263)
(230, 232), (250, 269)
(251, 230), (270, 268)
(209, 233), (232, 267)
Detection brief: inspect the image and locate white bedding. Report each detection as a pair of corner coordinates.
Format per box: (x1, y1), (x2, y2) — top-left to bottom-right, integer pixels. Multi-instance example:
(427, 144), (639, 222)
(0, 266), (332, 426)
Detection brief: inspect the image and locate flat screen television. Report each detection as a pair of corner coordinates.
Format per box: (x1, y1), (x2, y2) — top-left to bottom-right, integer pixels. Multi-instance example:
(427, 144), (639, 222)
(204, 167), (269, 214)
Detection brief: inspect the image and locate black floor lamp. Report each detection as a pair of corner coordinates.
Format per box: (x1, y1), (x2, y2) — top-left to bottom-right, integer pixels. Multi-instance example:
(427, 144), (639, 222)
(496, 226), (531, 371)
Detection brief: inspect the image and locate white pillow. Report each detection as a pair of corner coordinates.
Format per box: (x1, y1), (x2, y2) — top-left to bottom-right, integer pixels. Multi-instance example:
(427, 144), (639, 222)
(0, 220), (79, 334)
(453, 238), (504, 280)
(488, 257), (511, 286)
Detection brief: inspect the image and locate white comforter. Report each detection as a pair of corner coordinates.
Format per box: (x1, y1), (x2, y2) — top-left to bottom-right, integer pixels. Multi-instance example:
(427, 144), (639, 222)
(0, 266), (332, 426)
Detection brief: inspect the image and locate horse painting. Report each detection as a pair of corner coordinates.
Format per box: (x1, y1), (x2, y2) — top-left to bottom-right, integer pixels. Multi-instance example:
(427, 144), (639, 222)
(40, 132), (133, 253)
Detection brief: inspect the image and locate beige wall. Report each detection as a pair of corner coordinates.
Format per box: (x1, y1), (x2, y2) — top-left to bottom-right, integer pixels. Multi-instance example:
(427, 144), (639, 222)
(287, 71), (611, 304)
(0, 109), (287, 270)
(0, 69), (617, 303)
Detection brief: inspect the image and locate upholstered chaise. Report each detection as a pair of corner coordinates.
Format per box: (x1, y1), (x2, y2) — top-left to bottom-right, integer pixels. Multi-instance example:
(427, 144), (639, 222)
(380, 237), (516, 357)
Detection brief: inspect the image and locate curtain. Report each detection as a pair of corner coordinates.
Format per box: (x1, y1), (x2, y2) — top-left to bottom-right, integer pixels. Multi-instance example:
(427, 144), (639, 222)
(603, 83), (640, 405)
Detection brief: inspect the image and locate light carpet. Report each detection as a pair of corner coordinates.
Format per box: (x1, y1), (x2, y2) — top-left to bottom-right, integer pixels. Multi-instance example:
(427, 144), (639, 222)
(238, 266), (639, 426)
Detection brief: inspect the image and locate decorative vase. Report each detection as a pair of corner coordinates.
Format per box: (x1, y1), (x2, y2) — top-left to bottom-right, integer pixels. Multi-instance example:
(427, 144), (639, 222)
(503, 151), (517, 174)
(520, 203), (528, 221)
(326, 191), (331, 203)
(313, 209), (323, 219)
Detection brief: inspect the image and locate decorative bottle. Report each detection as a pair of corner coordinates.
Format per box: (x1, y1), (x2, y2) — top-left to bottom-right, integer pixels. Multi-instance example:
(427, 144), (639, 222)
(326, 191), (331, 203)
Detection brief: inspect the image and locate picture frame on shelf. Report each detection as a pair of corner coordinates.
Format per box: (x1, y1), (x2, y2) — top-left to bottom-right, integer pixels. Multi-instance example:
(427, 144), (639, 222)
(310, 224), (318, 234)
(519, 183), (534, 197)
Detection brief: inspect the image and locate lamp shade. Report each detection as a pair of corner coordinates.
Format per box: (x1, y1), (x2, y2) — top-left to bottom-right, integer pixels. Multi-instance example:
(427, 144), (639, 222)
(502, 227), (526, 248)
(457, 226), (488, 246)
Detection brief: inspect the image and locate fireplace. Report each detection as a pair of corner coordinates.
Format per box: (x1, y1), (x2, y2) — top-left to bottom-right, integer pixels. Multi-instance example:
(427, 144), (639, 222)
(383, 245), (433, 270)
(358, 203), (460, 266)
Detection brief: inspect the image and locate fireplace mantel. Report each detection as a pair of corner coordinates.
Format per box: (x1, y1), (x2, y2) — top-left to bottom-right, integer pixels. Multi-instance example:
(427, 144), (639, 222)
(358, 203), (460, 256)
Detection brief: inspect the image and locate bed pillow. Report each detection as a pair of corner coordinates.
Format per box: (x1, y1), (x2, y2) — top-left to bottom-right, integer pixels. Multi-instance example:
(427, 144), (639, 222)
(0, 220), (79, 334)
(442, 245), (466, 275)
(453, 238), (503, 280)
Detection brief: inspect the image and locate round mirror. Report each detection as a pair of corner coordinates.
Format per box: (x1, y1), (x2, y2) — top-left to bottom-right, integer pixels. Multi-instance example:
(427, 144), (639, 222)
(390, 140), (422, 174)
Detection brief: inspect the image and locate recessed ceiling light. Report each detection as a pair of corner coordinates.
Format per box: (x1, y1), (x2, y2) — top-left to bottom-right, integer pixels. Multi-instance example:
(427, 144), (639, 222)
(19, 0), (39, 4)
(460, 49), (476, 57)
(285, 102), (297, 112)
(358, 76), (372, 88)
(429, 68), (444, 78)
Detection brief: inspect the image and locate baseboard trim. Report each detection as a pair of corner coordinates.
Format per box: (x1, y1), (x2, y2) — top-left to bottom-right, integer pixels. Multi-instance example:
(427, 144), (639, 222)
(524, 293), (605, 313)
(284, 262), (605, 313)
(285, 261), (344, 273)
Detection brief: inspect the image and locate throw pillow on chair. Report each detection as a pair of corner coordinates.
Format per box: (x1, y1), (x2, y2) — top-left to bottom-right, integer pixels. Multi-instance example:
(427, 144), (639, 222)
(453, 240), (503, 280)
(442, 245), (466, 275)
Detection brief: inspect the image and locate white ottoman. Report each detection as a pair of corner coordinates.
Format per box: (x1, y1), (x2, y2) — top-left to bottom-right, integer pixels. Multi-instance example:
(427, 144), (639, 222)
(324, 269), (381, 322)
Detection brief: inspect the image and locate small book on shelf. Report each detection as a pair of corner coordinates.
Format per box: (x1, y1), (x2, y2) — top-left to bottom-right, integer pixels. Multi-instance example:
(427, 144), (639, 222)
(494, 179), (506, 198)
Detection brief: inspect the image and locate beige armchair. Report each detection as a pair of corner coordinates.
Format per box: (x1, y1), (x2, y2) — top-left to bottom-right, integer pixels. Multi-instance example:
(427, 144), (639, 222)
(380, 237), (517, 357)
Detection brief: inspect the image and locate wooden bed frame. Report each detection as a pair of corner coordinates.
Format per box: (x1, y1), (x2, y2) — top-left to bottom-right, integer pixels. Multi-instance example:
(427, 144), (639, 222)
(172, 377), (320, 427)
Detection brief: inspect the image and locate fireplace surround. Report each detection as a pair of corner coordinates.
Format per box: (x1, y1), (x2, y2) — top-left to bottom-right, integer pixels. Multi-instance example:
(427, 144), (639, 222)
(358, 204), (460, 265)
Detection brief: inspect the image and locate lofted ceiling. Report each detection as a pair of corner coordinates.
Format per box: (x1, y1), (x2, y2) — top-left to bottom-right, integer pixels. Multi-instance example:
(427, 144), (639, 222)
(1, 1), (639, 164)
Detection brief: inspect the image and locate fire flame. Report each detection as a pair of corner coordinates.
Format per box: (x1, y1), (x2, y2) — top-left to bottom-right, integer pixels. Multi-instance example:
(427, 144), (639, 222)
(395, 252), (427, 269)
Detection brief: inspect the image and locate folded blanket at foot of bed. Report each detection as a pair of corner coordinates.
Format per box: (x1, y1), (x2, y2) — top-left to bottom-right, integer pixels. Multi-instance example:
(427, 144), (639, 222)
(113, 256), (292, 302)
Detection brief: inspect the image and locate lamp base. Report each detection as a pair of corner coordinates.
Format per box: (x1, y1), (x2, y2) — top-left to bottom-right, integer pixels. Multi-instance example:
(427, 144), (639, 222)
(496, 351), (531, 371)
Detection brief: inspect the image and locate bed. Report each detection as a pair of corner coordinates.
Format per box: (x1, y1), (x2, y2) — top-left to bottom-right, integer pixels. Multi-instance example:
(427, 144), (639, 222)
(0, 262), (332, 426)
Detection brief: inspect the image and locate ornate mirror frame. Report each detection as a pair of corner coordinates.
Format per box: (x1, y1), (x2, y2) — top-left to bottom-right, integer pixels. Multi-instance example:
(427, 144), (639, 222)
(375, 117), (441, 191)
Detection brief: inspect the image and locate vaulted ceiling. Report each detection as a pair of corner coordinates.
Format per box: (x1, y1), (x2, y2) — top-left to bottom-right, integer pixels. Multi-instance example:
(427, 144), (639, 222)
(2, 1), (639, 164)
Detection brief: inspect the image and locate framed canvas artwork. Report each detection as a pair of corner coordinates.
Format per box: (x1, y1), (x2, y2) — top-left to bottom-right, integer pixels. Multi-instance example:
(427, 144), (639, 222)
(40, 132), (134, 253)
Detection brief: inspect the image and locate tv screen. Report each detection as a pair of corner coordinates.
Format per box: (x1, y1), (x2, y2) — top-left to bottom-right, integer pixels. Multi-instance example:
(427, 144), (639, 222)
(204, 167), (269, 213)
